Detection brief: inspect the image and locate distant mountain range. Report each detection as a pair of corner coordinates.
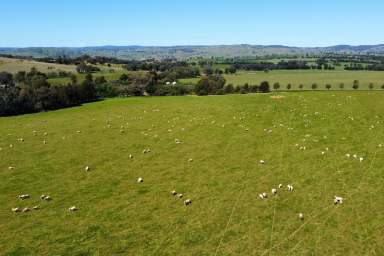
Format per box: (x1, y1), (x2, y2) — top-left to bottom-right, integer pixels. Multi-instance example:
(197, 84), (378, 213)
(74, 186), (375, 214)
(1, 44), (384, 60)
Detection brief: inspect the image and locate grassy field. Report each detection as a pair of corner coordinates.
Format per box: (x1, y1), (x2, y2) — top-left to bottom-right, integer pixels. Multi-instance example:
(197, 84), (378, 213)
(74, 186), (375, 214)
(1, 92), (384, 255)
(180, 70), (384, 90)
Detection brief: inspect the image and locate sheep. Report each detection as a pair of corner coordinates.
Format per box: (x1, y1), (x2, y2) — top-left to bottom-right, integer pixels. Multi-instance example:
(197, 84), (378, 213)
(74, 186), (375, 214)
(271, 188), (277, 195)
(44, 132), (48, 136)
(33, 206), (39, 210)
(278, 184), (283, 189)
(188, 158), (193, 162)
(178, 193), (183, 198)
(85, 166), (90, 172)
(171, 190), (177, 196)
(334, 196), (343, 205)
(17, 138), (24, 142)
(12, 207), (21, 213)
(259, 194), (265, 199)
(259, 160), (265, 164)
(9, 144), (13, 148)
(175, 138), (181, 144)
(76, 130), (81, 133)
(129, 154), (133, 159)
(137, 177), (144, 183)
(359, 157), (364, 162)
(298, 213), (304, 220)
(22, 207), (31, 213)
(353, 154), (357, 159)
(68, 206), (78, 212)
(287, 185), (294, 192)
(19, 194), (30, 200)
(8, 166), (15, 170)
(184, 199), (192, 206)
(43, 140), (47, 145)
(40, 195), (51, 201)
(345, 153), (351, 158)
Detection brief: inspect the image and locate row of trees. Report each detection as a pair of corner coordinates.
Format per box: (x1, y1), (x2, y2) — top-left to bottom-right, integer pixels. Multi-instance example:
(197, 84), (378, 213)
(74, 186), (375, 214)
(272, 80), (384, 90)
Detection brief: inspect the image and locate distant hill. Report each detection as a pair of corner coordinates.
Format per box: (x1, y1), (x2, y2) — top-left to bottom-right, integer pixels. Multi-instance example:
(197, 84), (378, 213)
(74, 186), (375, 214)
(1, 44), (384, 60)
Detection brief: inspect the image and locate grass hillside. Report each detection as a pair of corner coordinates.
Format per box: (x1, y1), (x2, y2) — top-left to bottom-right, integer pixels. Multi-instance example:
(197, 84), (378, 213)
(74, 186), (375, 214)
(0, 57), (77, 73)
(1, 92), (384, 255)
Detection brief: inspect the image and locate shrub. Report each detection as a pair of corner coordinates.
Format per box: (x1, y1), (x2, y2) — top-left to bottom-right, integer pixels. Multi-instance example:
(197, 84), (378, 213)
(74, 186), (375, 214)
(369, 83), (374, 90)
(273, 82), (280, 90)
(339, 83), (344, 89)
(286, 84), (292, 90)
(311, 83), (318, 90)
(325, 84), (332, 90)
(259, 81), (270, 93)
(299, 84), (304, 90)
(352, 80), (359, 90)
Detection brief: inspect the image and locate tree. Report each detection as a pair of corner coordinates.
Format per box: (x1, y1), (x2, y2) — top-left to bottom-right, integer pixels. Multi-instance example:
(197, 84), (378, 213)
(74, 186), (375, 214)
(224, 83), (234, 94)
(352, 80), (359, 90)
(70, 74), (77, 85)
(339, 83), (344, 90)
(381, 84), (384, 90)
(95, 76), (107, 85)
(286, 84), (292, 90)
(299, 84), (304, 90)
(0, 72), (14, 87)
(325, 84), (332, 90)
(119, 73), (129, 81)
(195, 75), (226, 96)
(273, 82), (280, 90)
(259, 81), (270, 93)
(311, 83), (318, 90)
(369, 83), (374, 90)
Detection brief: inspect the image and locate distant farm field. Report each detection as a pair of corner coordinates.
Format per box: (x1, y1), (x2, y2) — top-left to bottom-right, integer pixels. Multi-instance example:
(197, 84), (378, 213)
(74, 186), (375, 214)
(0, 57), (77, 73)
(1, 92), (384, 255)
(180, 70), (384, 90)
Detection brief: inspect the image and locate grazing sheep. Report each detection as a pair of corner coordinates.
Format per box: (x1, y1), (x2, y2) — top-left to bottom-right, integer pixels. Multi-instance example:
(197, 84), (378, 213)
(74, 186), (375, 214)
(334, 196), (343, 205)
(137, 177), (144, 183)
(17, 138), (24, 142)
(76, 130), (81, 133)
(278, 184), (283, 188)
(345, 153), (351, 158)
(178, 194), (183, 198)
(43, 140), (47, 145)
(321, 151), (325, 155)
(259, 194), (264, 199)
(85, 166), (90, 172)
(22, 207), (31, 213)
(8, 166), (15, 170)
(12, 207), (21, 213)
(175, 139), (181, 144)
(359, 157), (364, 162)
(40, 195), (51, 201)
(259, 160), (265, 164)
(33, 206), (39, 210)
(68, 206), (78, 212)
(299, 213), (304, 220)
(188, 158), (193, 162)
(271, 188), (277, 195)
(129, 154), (133, 159)
(171, 190), (177, 196)
(184, 199), (192, 206)
(287, 185), (294, 192)
(19, 194), (30, 200)
(353, 154), (357, 159)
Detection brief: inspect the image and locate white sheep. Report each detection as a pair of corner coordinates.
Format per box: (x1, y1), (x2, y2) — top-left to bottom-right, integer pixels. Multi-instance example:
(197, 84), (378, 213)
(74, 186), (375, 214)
(259, 160), (265, 164)
(278, 184), (283, 188)
(299, 213), (304, 220)
(22, 207), (31, 213)
(68, 206), (78, 212)
(137, 177), (143, 183)
(171, 190), (177, 196)
(184, 199), (192, 205)
(8, 166), (15, 170)
(19, 194), (30, 200)
(85, 166), (90, 172)
(287, 185), (294, 192)
(178, 193), (183, 198)
(12, 207), (21, 213)
(129, 154), (133, 159)
(33, 206), (39, 210)
(334, 196), (343, 205)
(271, 188), (277, 195)
(175, 139), (181, 144)
(345, 153), (350, 158)
(359, 157), (364, 162)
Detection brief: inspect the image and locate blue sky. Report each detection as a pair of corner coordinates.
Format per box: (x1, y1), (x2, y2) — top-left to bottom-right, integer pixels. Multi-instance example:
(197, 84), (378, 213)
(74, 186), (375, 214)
(1, 0), (383, 47)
